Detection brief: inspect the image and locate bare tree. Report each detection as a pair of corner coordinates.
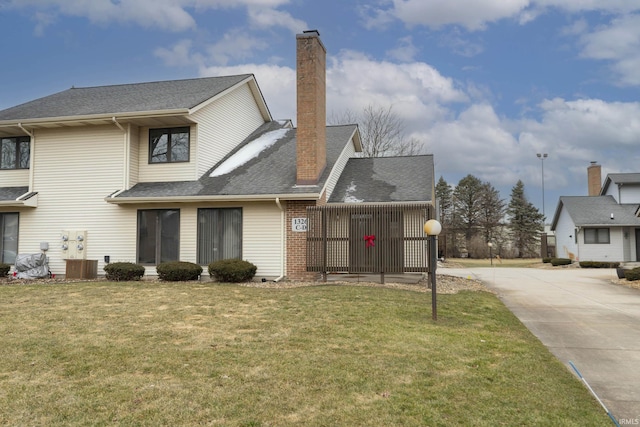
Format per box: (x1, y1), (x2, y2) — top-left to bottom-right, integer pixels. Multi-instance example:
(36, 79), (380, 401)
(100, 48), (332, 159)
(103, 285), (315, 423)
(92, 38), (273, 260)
(329, 104), (421, 157)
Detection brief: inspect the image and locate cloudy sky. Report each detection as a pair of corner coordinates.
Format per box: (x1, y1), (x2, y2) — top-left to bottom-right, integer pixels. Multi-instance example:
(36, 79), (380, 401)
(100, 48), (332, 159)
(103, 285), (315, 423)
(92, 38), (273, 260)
(1, 0), (640, 220)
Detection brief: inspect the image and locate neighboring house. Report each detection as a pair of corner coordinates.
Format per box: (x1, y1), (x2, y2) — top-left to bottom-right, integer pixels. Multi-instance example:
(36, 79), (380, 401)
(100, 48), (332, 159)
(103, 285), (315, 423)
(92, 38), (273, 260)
(551, 162), (640, 263)
(0, 30), (435, 280)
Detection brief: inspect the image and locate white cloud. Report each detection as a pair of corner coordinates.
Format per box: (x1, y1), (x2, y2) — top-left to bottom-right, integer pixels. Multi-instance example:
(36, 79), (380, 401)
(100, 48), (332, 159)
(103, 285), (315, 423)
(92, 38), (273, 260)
(155, 39), (204, 67)
(8, 0), (196, 31)
(522, 98), (640, 150)
(247, 6), (307, 33)
(419, 104), (522, 185)
(386, 36), (418, 62)
(577, 14), (640, 86)
(6, 0), (298, 33)
(438, 29), (484, 57)
(365, 0), (530, 31)
(206, 29), (269, 65)
(198, 50), (468, 127)
(364, 0), (640, 31)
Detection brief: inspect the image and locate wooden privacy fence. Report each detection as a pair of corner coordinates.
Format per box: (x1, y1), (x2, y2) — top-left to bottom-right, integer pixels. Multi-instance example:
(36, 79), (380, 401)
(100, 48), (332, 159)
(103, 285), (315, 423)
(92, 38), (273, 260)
(306, 203), (434, 278)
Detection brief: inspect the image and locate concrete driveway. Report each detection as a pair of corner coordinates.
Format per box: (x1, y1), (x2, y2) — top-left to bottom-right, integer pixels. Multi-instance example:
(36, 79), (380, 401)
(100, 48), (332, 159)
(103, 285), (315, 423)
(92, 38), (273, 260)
(441, 266), (640, 423)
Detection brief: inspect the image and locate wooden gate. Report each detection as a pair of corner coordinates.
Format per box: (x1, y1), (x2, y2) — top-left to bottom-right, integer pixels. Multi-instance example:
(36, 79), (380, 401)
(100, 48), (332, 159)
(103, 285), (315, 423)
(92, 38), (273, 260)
(306, 203), (433, 274)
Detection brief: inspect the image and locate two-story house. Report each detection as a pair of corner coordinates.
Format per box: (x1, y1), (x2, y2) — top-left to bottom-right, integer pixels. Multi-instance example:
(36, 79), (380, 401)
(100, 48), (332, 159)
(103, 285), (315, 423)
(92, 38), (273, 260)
(551, 162), (640, 263)
(0, 30), (435, 280)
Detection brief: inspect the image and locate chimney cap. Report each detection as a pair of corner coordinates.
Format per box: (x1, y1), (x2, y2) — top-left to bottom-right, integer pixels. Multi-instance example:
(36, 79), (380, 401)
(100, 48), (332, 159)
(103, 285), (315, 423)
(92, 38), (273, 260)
(590, 161), (598, 165)
(302, 29), (320, 36)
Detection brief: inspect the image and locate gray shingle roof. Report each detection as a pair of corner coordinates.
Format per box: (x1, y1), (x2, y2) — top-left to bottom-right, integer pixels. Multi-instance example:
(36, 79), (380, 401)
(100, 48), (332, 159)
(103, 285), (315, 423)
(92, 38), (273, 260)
(0, 75), (252, 121)
(555, 195), (640, 227)
(328, 155), (434, 203)
(600, 173), (640, 195)
(114, 123), (359, 199)
(0, 186), (28, 201)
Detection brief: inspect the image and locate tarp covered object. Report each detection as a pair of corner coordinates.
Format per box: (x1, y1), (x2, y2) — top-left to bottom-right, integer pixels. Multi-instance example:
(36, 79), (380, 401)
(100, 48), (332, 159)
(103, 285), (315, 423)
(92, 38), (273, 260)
(15, 253), (50, 279)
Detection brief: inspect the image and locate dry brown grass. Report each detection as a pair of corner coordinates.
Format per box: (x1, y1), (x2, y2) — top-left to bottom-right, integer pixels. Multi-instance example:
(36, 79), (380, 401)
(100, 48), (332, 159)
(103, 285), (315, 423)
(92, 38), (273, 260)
(0, 280), (609, 426)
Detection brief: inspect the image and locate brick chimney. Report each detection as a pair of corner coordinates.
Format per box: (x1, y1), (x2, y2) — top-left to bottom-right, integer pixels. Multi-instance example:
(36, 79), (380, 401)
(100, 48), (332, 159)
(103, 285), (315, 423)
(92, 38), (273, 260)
(588, 161), (602, 196)
(296, 30), (326, 185)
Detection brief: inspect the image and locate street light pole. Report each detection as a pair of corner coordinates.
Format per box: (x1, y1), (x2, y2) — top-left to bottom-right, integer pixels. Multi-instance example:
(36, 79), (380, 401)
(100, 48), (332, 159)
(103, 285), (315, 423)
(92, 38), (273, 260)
(537, 153), (548, 220)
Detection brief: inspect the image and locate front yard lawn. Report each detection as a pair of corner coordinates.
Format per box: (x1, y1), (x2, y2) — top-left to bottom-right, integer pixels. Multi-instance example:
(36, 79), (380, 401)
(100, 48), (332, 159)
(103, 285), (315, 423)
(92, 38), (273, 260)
(0, 281), (608, 426)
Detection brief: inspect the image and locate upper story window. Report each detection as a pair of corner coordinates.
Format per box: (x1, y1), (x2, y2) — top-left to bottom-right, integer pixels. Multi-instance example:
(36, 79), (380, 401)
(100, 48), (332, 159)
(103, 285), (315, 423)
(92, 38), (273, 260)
(1, 136), (30, 169)
(149, 127), (190, 164)
(584, 227), (610, 244)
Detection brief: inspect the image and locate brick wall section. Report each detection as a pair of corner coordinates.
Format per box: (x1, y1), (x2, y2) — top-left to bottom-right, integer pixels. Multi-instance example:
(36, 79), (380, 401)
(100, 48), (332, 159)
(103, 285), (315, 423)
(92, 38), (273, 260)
(296, 31), (326, 185)
(286, 200), (317, 280)
(285, 194), (326, 280)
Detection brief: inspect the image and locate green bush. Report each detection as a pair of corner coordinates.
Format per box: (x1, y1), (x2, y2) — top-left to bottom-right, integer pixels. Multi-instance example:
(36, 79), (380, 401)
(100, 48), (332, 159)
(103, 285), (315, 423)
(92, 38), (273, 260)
(579, 261), (620, 269)
(0, 263), (10, 277)
(542, 257), (552, 264)
(550, 258), (572, 266)
(624, 267), (640, 281)
(156, 261), (203, 281)
(103, 262), (145, 281)
(208, 259), (257, 283)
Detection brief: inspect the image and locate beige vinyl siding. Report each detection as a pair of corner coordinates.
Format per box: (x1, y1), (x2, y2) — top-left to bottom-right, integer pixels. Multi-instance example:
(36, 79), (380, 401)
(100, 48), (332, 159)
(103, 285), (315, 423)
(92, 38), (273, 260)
(20, 125), (136, 275)
(0, 169), (29, 187)
(137, 124), (198, 182)
(325, 138), (357, 200)
(193, 83), (266, 177)
(242, 202), (283, 278)
(128, 124), (140, 187)
(137, 202), (282, 279)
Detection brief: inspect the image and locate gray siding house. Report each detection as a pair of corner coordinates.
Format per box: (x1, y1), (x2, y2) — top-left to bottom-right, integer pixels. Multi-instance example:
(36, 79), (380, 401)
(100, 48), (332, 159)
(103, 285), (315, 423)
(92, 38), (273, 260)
(551, 163), (640, 263)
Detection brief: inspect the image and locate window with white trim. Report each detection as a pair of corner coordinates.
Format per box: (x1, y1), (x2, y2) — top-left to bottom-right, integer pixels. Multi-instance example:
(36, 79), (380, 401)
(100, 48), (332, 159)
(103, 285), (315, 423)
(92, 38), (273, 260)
(197, 208), (242, 264)
(0, 213), (19, 264)
(149, 127), (190, 163)
(584, 228), (610, 244)
(137, 209), (180, 264)
(1, 137), (30, 169)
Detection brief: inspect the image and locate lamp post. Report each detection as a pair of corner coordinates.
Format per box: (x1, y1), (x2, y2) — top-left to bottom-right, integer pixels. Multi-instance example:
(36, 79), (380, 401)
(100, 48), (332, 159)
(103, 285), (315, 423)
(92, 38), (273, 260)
(488, 242), (493, 266)
(537, 153), (548, 220)
(424, 219), (442, 321)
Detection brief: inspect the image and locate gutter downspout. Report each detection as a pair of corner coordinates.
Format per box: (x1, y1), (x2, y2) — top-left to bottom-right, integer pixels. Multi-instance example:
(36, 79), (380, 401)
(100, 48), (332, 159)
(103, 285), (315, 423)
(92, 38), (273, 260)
(18, 123), (35, 191)
(275, 197), (285, 282)
(112, 117), (129, 195)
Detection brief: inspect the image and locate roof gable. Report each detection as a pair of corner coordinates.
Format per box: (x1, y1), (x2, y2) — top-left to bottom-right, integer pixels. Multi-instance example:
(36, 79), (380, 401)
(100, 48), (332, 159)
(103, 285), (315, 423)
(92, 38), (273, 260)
(600, 173), (640, 195)
(0, 75), (253, 121)
(551, 195), (640, 229)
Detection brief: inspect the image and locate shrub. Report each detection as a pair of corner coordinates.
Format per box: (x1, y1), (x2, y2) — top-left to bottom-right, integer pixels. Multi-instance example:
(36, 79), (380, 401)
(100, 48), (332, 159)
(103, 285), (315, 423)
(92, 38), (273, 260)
(156, 261), (203, 281)
(542, 257), (552, 264)
(624, 267), (640, 281)
(550, 258), (572, 266)
(0, 263), (10, 277)
(208, 259), (257, 283)
(104, 262), (145, 281)
(579, 261), (620, 269)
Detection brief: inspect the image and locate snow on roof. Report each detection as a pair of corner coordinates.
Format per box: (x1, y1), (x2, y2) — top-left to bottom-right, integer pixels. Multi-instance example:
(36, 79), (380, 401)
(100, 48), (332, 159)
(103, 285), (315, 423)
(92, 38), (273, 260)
(343, 181), (364, 203)
(209, 129), (289, 177)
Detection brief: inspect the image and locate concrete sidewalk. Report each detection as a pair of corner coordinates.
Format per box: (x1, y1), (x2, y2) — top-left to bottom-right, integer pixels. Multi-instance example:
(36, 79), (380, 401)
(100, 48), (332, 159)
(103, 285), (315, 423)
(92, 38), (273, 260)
(442, 266), (640, 423)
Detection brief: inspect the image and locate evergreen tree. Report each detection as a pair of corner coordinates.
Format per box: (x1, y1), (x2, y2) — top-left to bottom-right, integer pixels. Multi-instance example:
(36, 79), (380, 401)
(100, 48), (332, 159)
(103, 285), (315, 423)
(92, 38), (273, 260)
(435, 176), (453, 258)
(452, 174), (484, 254)
(507, 180), (544, 257)
(435, 176), (452, 223)
(478, 182), (505, 243)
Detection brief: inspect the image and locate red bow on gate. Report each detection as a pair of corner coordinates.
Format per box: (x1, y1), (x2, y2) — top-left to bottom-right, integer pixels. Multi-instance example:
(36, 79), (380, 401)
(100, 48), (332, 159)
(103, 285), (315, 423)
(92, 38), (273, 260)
(364, 235), (376, 248)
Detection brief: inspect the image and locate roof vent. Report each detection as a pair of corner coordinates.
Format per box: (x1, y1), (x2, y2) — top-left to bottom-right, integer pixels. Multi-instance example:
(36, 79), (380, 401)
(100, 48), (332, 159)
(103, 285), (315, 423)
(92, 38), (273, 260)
(611, 213), (614, 220)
